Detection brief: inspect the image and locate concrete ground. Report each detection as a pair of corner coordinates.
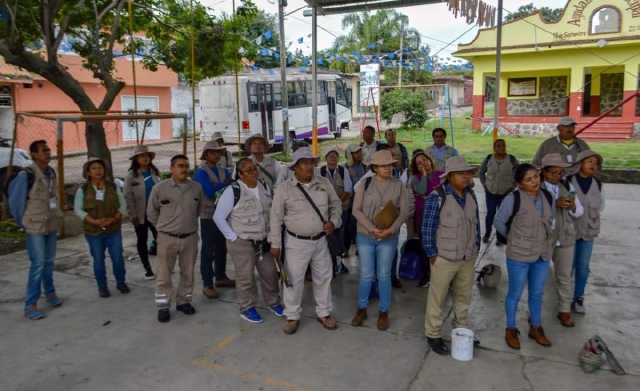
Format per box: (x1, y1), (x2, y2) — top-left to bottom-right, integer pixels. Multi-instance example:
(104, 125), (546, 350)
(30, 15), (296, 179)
(1, 181), (639, 391)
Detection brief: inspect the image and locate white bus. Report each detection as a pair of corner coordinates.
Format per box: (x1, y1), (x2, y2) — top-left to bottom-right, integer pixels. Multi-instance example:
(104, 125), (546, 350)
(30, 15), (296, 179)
(199, 70), (352, 147)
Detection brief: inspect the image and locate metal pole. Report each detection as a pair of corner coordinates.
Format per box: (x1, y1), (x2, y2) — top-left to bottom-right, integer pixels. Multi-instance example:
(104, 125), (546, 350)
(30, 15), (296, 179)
(191, 0), (197, 164)
(233, 0), (242, 157)
(311, 7), (318, 156)
(127, 0), (140, 145)
(56, 118), (65, 237)
(398, 29), (403, 86)
(182, 116), (188, 155)
(278, 1), (290, 156)
(493, 0), (503, 142)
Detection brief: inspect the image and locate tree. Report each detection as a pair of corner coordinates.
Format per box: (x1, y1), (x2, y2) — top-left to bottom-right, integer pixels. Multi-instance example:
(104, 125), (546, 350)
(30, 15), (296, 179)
(504, 3), (563, 23)
(380, 88), (430, 128)
(0, 0), (257, 166)
(241, 10), (280, 69)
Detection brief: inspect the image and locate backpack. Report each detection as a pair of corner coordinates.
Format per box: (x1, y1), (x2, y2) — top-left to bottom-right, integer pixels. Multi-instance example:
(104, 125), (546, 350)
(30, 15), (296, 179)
(320, 165), (346, 181)
(433, 184), (478, 213)
(495, 188), (553, 245)
(483, 153), (518, 168)
(3, 167), (36, 199)
(214, 179), (269, 208)
(399, 252), (422, 281)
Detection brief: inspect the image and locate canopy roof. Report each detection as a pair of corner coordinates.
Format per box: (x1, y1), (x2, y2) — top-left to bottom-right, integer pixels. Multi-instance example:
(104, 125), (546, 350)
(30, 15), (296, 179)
(303, 0), (444, 15)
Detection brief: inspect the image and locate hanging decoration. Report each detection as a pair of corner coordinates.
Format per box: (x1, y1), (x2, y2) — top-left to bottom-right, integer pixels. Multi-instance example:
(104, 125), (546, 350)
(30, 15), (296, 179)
(446, 0), (495, 28)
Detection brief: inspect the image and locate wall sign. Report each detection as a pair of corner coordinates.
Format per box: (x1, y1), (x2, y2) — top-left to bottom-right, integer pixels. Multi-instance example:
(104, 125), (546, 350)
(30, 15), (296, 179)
(508, 78), (537, 97)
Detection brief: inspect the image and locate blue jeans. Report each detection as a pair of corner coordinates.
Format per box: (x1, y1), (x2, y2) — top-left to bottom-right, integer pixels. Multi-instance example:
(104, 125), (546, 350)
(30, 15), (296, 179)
(200, 219), (228, 287)
(356, 235), (399, 312)
(85, 231), (126, 288)
(505, 257), (550, 328)
(485, 192), (507, 236)
(24, 232), (58, 311)
(573, 239), (594, 299)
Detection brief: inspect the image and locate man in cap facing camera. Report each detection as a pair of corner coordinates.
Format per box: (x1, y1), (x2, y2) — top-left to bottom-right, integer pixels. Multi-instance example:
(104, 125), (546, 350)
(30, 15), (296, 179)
(244, 133), (279, 192)
(422, 156), (481, 355)
(268, 148), (342, 335)
(531, 116), (591, 168)
(210, 131), (234, 169)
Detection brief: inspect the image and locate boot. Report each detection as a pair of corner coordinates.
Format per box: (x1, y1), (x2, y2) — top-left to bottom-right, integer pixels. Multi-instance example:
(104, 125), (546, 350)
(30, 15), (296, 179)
(528, 325), (552, 347)
(351, 308), (367, 327)
(377, 311), (389, 331)
(557, 312), (575, 327)
(505, 327), (521, 350)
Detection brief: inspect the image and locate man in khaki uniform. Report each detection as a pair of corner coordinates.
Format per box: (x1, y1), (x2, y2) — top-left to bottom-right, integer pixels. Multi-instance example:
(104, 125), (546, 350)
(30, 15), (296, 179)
(421, 157), (481, 355)
(147, 154), (204, 323)
(210, 131), (235, 169)
(244, 133), (279, 191)
(269, 148), (342, 335)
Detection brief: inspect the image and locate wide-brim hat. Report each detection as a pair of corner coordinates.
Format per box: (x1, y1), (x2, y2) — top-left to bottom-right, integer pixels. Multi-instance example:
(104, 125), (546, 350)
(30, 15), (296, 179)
(200, 140), (227, 160)
(556, 116), (577, 129)
(539, 153), (572, 169)
(324, 147), (340, 158)
(211, 131), (224, 142)
(347, 144), (363, 154)
(572, 150), (603, 174)
(83, 157), (111, 180)
(244, 133), (271, 151)
(439, 156), (478, 179)
(129, 145), (156, 160)
(367, 150), (398, 170)
(288, 147), (320, 171)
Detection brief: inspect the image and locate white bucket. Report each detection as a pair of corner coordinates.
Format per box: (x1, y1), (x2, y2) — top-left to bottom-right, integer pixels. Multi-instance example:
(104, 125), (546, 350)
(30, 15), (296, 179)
(451, 328), (474, 361)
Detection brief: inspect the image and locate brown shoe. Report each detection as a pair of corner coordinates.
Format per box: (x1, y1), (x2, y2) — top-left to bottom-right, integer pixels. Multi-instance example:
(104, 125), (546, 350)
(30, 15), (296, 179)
(528, 326), (552, 347)
(377, 311), (389, 331)
(317, 316), (338, 330)
(505, 327), (521, 350)
(351, 308), (367, 327)
(557, 312), (575, 327)
(283, 319), (299, 335)
(215, 278), (236, 288)
(203, 287), (219, 299)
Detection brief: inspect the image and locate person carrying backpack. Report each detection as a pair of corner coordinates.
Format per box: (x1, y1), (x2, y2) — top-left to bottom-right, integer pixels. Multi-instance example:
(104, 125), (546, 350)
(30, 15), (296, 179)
(494, 164), (554, 350)
(8, 140), (64, 320)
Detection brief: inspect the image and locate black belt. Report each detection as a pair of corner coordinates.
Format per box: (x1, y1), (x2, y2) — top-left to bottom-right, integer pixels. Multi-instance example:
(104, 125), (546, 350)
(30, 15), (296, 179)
(286, 230), (325, 241)
(160, 231), (196, 239)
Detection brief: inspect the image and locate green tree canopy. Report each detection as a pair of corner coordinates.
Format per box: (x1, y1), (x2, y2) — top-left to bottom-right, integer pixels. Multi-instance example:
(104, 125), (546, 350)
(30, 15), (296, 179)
(504, 3), (563, 23)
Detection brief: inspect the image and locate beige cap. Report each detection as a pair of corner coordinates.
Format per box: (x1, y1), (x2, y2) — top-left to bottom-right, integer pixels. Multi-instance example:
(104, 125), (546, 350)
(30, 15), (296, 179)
(368, 150), (398, 169)
(539, 153), (572, 169)
(244, 133), (271, 151)
(556, 116), (577, 128)
(439, 156), (478, 179)
(83, 157), (110, 180)
(129, 145), (156, 160)
(287, 147), (320, 171)
(199, 140), (227, 160)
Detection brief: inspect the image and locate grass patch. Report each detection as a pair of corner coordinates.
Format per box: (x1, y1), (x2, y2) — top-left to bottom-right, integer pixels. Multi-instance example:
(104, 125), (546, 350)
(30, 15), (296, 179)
(0, 219), (25, 240)
(315, 115), (640, 169)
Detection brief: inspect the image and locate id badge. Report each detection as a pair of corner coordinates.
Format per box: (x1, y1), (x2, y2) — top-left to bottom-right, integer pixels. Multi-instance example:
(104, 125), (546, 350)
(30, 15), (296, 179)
(96, 190), (105, 201)
(49, 197), (58, 210)
(566, 155), (573, 163)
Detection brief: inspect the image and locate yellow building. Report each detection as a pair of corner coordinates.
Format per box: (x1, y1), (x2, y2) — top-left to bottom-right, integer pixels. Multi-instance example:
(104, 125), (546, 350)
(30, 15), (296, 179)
(454, 0), (640, 140)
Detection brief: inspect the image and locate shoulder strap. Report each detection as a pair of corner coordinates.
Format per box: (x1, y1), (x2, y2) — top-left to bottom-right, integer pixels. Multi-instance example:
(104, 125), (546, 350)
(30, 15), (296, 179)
(561, 179), (571, 192)
(485, 154), (492, 163)
(468, 188), (478, 208)
(540, 188), (553, 207)
(338, 165), (345, 179)
(593, 177), (602, 191)
(364, 176), (373, 192)
(320, 166), (327, 177)
(435, 185), (446, 212)
(231, 181), (241, 206)
(295, 183), (327, 224)
(509, 154), (518, 166)
(257, 164), (274, 184)
(503, 190), (521, 236)
(24, 167), (36, 190)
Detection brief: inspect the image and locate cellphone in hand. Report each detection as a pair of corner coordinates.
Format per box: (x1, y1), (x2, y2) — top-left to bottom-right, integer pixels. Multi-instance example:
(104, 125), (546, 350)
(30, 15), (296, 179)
(567, 191), (577, 200)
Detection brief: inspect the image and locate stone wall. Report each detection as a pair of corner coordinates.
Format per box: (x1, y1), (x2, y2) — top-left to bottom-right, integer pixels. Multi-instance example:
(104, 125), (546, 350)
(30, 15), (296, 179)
(507, 76), (568, 116)
(502, 122), (557, 137)
(599, 73), (623, 115)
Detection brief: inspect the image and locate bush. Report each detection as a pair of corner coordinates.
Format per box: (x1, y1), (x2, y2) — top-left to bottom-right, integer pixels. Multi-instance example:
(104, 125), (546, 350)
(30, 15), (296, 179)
(380, 88), (431, 128)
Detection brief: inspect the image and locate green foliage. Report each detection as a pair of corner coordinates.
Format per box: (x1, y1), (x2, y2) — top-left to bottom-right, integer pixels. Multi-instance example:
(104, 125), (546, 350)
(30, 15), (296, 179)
(504, 3), (563, 23)
(240, 10), (280, 69)
(380, 88), (431, 128)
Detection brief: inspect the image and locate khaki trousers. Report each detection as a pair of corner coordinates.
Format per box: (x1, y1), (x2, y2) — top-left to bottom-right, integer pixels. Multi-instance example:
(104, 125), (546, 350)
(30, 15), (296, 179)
(425, 256), (476, 339)
(226, 238), (281, 312)
(552, 245), (575, 313)
(282, 233), (333, 321)
(155, 232), (199, 309)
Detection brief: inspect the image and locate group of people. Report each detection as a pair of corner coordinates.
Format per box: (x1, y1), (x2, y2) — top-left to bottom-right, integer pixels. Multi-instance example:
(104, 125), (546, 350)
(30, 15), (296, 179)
(9, 117), (605, 358)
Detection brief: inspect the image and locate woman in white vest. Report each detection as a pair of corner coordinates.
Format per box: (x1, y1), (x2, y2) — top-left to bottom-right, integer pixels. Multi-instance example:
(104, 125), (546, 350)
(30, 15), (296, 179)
(479, 139), (519, 244)
(123, 145), (162, 280)
(351, 151), (408, 331)
(567, 150), (605, 315)
(539, 153), (584, 328)
(213, 158), (283, 323)
(494, 164), (554, 350)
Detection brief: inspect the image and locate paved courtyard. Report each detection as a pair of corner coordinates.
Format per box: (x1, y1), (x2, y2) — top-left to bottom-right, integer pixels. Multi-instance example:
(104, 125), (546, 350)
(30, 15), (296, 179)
(0, 180), (639, 391)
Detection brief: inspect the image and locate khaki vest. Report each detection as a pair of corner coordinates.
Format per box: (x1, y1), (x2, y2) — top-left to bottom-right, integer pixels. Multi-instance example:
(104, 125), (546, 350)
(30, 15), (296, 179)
(436, 191), (478, 261)
(506, 190), (553, 262)
(22, 164), (63, 235)
(82, 182), (122, 236)
(485, 155), (515, 195)
(228, 181), (272, 241)
(357, 177), (405, 239)
(323, 166), (350, 211)
(546, 182), (577, 247)
(198, 164), (227, 217)
(572, 176), (603, 241)
(426, 145), (455, 172)
(252, 156), (276, 191)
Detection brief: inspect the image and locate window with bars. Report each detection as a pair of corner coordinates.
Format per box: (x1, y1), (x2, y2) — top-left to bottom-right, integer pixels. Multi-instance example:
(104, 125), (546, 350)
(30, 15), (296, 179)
(0, 86), (12, 107)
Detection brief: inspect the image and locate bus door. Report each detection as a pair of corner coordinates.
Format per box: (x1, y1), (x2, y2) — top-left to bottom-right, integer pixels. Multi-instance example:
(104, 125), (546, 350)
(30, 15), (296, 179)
(327, 81), (337, 134)
(258, 83), (274, 140)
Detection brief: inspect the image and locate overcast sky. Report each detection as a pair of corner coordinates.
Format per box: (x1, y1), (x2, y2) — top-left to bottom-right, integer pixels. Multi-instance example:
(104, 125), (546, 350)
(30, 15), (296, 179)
(201, 0), (564, 59)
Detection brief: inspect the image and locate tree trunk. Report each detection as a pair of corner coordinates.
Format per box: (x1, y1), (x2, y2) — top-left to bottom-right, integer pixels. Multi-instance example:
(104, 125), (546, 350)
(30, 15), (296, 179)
(85, 120), (113, 179)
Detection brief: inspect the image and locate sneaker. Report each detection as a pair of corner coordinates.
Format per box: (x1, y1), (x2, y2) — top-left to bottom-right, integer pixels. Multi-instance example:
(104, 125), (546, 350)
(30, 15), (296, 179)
(417, 277), (430, 288)
(148, 241), (157, 256)
(117, 282), (130, 294)
(427, 337), (450, 356)
(240, 307), (264, 323)
(391, 275), (402, 289)
(571, 297), (586, 314)
(176, 303), (196, 315)
(340, 262), (350, 274)
(98, 286), (111, 298)
(157, 308), (170, 323)
(24, 305), (44, 320)
(482, 234), (490, 243)
(269, 304), (285, 317)
(143, 265), (156, 280)
(46, 293), (64, 307)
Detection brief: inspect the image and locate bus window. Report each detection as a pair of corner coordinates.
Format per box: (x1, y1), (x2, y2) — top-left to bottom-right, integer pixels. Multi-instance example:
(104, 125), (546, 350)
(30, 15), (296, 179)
(305, 81), (327, 105)
(247, 83), (259, 112)
(273, 82), (282, 109)
(336, 80), (348, 107)
(287, 81), (307, 107)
